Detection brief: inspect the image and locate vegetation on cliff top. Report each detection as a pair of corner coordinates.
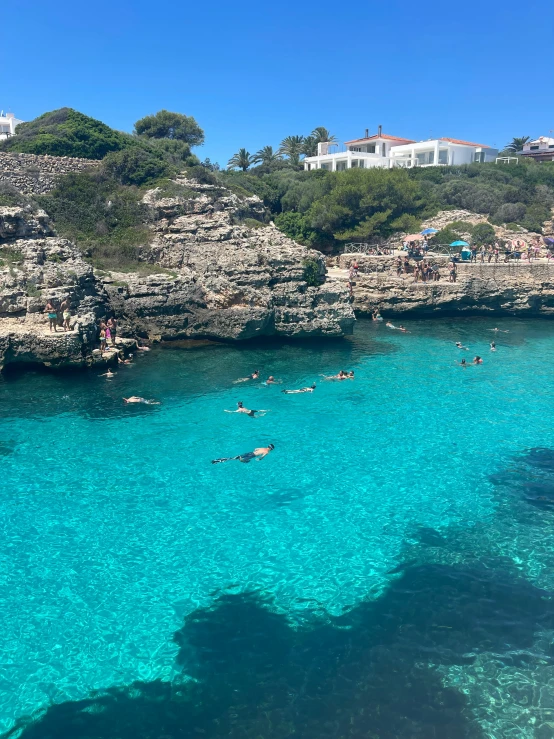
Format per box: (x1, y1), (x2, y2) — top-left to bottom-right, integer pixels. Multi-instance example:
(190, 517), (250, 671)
(221, 160), (554, 249)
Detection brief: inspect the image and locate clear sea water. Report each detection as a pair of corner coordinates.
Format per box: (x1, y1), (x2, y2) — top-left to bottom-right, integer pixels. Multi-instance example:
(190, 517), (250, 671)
(2, 317), (554, 738)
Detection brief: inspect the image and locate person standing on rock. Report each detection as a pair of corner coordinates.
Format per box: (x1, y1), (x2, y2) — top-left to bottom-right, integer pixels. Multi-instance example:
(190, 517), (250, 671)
(107, 317), (117, 346)
(60, 297), (71, 332)
(45, 300), (58, 333)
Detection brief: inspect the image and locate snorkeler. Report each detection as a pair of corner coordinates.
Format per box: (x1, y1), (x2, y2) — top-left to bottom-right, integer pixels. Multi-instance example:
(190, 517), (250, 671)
(225, 402), (268, 418)
(455, 342), (469, 350)
(282, 383), (316, 394)
(211, 444), (275, 464)
(123, 396), (161, 404)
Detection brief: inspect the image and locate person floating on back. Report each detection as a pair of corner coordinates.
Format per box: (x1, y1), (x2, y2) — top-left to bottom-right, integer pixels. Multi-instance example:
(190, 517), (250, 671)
(212, 444), (275, 464)
(282, 383), (316, 394)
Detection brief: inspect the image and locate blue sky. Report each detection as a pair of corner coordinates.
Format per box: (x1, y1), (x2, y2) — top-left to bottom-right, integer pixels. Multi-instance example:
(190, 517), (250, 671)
(2, 0), (553, 164)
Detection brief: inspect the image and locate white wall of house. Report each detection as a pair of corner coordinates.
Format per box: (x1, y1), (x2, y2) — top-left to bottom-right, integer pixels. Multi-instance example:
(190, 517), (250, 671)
(389, 140), (498, 167)
(0, 112), (24, 139)
(304, 150), (390, 171)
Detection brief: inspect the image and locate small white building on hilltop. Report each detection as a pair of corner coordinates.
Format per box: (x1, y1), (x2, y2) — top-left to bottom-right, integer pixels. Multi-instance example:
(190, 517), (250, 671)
(518, 136), (554, 162)
(0, 111), (24, 139)
(303, 127), (498, 171)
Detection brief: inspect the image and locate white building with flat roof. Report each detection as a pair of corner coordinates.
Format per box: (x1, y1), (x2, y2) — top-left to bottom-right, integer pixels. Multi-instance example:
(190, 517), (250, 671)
(303, 128), (498, 171)
(304, 127), (415, 171)
(389, 137), (498, 168)
(0, 111), (24, 139)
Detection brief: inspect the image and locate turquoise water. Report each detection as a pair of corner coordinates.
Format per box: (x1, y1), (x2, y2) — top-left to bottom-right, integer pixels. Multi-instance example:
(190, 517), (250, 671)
(2, 318), (554, 738)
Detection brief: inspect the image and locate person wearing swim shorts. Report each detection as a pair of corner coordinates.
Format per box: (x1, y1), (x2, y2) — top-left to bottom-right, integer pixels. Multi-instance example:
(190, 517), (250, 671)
(107, 317), (117, 346)
(45, 300), (58, 333)
(60, 297), (71, 332)
(212, 444), (275, 464)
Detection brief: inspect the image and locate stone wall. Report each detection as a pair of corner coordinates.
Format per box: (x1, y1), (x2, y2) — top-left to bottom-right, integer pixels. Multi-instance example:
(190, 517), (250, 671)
(0, 152), (95, 195)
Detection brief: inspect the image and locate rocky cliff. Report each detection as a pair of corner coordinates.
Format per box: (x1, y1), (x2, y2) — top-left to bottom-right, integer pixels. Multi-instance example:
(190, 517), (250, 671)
(340, 258), (554, 316)
(0, 180), (355, 369)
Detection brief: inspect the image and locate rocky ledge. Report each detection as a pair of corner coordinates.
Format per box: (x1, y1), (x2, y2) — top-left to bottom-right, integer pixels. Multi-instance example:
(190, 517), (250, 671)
(0, 182), (355, 369)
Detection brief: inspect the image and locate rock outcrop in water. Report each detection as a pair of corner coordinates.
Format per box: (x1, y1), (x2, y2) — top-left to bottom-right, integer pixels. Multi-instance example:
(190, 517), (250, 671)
(0, 182), (355, 369)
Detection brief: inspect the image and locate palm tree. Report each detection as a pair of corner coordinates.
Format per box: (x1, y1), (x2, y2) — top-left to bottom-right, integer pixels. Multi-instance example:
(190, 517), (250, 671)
(251, 145), (282, 166)
(504, 136), (531, 153)
(227, 148), (254, 171)
(302, 135), (318, 158)
(279, 135), (305, 167)
(311, 126), (338, 144)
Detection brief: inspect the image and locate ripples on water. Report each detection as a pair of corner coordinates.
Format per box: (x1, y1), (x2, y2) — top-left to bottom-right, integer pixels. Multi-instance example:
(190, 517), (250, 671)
(2, 317), (554, 738)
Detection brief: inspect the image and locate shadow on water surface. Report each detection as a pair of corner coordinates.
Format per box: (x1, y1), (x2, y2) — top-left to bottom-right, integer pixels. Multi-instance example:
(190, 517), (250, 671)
(8, 561), (554, 739)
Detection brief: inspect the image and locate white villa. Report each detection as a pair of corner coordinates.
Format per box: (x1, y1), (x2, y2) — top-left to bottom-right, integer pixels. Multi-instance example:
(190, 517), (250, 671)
(518, 136), (554, 163)
(0, 111), (24, 139)
(304, 127), (498, 171)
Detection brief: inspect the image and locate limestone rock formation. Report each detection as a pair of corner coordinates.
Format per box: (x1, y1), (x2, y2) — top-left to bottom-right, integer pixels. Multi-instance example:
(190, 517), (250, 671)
(0, 183), (355, 369)
(106, 181), (355, 341)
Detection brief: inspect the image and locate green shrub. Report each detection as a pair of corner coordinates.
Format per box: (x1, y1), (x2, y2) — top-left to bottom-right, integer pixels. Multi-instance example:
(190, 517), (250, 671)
(471, 222), (496, 246)
(433, 227), (463, 245)
(134, 110), (204, 147)
(243, 218), (266, 230)
(275, 212), (320, 245)
(102, 148), (170, 186)
(38, 170), (152, 270)
(0, 108), (132, 159)
(152, 179), (198, 200)
(303, 258), (321, 287)
(25, 281), (41, 297)
(0, 183), (35, 208)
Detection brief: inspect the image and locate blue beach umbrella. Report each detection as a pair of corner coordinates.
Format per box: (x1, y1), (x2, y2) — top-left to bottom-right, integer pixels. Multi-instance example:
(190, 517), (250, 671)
(450, 240), (469, 247)
(420, 228), (438, 235)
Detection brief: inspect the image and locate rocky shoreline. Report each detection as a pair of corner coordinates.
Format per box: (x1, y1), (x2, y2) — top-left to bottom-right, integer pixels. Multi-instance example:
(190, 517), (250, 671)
(0, 180), (355, 370)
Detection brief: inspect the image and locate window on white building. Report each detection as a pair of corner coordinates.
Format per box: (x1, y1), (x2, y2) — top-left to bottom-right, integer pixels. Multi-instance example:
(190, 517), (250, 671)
(366, 144), (376, 153)
(438, 149), (448, 164)
(336, 161), (347, 171)
(416, 151), (434, 165)
(473, 152), (485, 163)
(349, 147), (361, 152)
(351, 160), (359, 168)
(320, 162), (332, 170)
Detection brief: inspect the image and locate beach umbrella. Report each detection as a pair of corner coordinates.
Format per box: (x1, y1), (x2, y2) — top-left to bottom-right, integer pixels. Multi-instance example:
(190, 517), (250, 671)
(420, 228), (438, 235)
(450, 240), (469, 247)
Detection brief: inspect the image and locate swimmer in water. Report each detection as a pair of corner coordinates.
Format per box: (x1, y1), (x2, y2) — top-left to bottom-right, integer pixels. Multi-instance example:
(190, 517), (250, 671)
(118, 352), (133, 365)
(473, 356), (483, 365)
(490, 341), (496, 351)
(323, 370), (347, 380)
(386, 321), (396, 329)
(100, 369), (116, 378)
(264, 375), (280, 385)
(489, 328), (509, 333)
(282, 383), (316, 394)
(455, 342), (469, 350)
(348, 371), (355, 378)
(372, 310), (383, 321)
(235, 370), (260, 383)
(459, 358), (467, 368)
(398, 325), (409, 332)
(225, 402), (268, 418)
(211, 444), (275, 464)
(123, 396), (161, 404)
